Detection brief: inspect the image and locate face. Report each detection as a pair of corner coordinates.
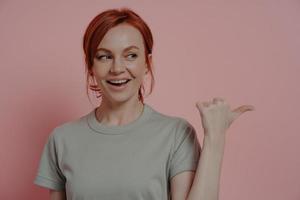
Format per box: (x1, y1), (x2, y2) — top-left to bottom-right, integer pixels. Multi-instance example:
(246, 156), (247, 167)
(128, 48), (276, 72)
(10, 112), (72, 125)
(92, 23), (151, 104)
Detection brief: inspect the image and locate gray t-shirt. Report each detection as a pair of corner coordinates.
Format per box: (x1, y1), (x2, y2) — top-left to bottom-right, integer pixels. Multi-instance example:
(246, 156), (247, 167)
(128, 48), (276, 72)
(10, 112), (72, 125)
(34, 103), (201, 200)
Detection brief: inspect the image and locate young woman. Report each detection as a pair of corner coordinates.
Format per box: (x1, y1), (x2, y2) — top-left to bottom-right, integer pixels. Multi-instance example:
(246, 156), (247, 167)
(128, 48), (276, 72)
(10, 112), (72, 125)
(34, 7), (255, 200)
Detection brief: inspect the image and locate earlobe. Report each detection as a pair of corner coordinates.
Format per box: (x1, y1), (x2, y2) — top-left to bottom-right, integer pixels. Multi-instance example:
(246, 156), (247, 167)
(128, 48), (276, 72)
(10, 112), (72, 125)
(148, 54), (152, 63)
(90, 67), (96, 76)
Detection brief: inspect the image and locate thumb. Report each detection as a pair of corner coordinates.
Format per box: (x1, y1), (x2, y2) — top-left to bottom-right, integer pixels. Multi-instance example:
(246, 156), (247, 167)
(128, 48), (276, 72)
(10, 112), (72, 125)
(229, 105), (255, 125)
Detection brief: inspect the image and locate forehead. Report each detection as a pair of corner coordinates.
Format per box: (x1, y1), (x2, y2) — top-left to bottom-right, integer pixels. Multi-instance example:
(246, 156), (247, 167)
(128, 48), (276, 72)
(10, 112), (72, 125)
(97, 23), (145, 52)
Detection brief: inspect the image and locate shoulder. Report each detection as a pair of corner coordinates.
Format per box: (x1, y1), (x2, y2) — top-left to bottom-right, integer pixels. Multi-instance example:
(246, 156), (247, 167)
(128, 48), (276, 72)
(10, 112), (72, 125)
(49, 112), (88, 140)
(147, 104), (194, 133)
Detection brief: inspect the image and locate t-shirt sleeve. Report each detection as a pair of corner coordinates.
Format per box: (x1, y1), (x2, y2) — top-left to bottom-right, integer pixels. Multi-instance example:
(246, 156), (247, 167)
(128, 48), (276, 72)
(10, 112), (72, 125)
(169, 118), (202, 180)
(34, 128), (66, 191)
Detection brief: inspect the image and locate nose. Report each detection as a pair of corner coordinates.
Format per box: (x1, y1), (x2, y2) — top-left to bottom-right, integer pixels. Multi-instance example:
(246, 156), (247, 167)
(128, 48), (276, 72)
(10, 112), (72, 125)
(110, 57), (126, 74)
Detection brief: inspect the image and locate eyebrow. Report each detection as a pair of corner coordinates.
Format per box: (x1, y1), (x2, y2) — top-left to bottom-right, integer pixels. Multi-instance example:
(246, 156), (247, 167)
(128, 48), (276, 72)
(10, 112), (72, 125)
(96, 45), (140, 53)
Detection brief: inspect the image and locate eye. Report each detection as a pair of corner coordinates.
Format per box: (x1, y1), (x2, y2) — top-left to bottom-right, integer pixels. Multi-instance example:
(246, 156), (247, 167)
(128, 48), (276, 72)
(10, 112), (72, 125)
(127, 53), (137, 59)
(96, 55), (112, 60)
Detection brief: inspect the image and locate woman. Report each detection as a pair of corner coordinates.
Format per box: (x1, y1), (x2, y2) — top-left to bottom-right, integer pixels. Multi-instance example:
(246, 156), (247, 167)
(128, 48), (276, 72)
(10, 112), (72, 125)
(34, 7), (255, 200)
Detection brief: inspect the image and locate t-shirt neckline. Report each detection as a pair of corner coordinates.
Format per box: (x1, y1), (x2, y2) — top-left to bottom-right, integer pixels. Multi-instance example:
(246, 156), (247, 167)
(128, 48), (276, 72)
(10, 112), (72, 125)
(86, 103), (153, 135)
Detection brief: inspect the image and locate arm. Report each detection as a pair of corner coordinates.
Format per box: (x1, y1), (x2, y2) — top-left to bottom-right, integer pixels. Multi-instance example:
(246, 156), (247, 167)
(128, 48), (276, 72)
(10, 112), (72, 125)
(170, 135), (225, 200)
(186, 135), (225, 200)
(171, 98), (254, 200)
(170, 171), (196, 200)
(187, 98), (253, 200)
(50, 189), (66, 200)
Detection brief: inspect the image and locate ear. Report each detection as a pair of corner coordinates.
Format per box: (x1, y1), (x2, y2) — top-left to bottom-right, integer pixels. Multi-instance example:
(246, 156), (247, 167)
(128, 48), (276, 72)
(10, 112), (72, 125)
(145, 54), (152, 74)
(89, 68), (94, 76)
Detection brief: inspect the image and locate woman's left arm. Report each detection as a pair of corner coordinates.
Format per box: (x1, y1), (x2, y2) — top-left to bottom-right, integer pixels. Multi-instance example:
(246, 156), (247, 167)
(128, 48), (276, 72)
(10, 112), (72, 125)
(186, 97), (255, 200)
(186, 133), (225, 200)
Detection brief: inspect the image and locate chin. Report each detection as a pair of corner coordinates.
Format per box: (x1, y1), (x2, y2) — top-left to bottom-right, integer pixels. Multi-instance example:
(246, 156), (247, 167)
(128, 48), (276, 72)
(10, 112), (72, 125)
(101, 84), (140, 103)
(107, 92), (137, 104)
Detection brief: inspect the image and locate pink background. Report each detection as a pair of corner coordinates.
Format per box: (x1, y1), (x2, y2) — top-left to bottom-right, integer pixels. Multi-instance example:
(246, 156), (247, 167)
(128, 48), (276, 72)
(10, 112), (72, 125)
(1, 0), (299, 199)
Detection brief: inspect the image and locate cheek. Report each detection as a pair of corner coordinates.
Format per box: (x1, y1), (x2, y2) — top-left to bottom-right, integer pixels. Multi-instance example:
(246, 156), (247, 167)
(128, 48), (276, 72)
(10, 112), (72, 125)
(92, 66), (109, 79)
(127, 63), (147, 78)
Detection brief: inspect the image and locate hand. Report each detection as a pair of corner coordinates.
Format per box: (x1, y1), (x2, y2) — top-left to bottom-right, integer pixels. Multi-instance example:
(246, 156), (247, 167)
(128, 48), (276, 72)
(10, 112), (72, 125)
(195, 97), (255, 140)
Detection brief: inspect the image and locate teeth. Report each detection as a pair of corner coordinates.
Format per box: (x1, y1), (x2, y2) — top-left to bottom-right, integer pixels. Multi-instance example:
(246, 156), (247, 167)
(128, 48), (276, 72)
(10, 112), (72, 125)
(108, 79), (128, 84)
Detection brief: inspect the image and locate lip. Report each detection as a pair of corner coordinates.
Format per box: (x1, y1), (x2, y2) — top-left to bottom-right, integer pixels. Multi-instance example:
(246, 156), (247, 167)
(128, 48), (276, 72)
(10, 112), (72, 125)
(107, 78), (132, 81)
(106, 79), (131, 91)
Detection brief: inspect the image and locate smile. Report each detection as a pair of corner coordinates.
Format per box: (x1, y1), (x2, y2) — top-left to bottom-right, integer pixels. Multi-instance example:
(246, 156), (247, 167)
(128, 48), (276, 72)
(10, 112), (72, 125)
(106, 79), (131, 91)
(106, 79), (131, 85)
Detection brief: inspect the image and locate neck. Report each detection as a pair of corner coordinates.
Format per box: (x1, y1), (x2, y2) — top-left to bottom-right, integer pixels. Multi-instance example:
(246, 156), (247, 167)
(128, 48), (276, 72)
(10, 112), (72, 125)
(96, 99), (144, 126)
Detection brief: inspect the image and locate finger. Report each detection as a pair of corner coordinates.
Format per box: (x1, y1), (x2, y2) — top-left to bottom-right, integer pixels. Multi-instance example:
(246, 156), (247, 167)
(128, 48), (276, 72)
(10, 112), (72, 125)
(213, 97), (225, 104)
(195, 101), (210, 110)
(233, 105), (255, 113)
(202, 101), (210, 107)
(231, 105), (255, 121)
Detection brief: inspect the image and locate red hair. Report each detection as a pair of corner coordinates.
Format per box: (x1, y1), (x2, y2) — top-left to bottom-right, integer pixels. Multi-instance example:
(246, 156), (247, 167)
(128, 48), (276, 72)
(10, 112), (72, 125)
(82, 7), (155, 104)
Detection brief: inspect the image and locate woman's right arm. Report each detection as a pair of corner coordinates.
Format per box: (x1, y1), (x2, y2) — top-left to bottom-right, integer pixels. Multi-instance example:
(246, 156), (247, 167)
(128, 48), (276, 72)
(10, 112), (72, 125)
(49, 189), (66, 200)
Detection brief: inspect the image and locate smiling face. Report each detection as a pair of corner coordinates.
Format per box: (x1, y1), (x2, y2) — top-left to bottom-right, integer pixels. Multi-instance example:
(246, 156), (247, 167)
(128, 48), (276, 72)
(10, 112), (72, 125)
(92, 23), (151, 104)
